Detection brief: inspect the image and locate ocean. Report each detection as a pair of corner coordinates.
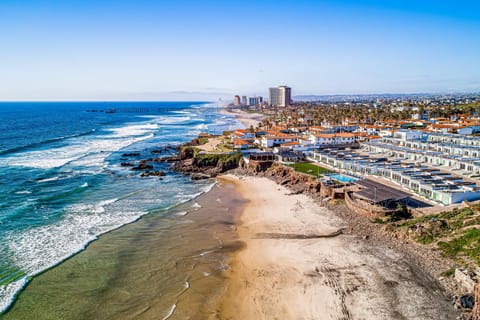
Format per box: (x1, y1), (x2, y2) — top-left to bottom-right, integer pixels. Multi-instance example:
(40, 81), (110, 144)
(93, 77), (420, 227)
(0, 102), (241, 315)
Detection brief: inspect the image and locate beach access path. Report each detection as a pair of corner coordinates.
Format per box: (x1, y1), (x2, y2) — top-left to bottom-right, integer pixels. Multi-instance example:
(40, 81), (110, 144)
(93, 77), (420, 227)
(218, 175), (457, 320)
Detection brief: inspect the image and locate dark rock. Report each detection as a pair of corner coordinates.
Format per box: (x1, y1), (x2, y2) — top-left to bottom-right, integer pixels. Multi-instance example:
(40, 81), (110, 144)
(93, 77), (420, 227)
(121, 162), (134, 167)
(131, 163), (154, 171)
(122, 152), (140, 157)
(461, 294), (475, 309)
(140, 171), (166, 177)
(151, 145), (176, 154)
(178, 146), (196, 160)
(154, 156), (180, 162)
(191, 173), (211, 180)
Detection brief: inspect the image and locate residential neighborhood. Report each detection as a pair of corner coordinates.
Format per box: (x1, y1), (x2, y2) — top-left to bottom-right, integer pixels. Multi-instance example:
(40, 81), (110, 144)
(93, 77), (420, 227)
(223, 91), (480, 207)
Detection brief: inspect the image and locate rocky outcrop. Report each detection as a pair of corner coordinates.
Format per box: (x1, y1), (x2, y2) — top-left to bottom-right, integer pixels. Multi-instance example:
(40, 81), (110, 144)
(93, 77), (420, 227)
(186, 138), (208, 147)
(121, 162), (134, 167)
(191, 173), (211, 180)
(239, 162), (323, 197)
(239, 158), (273, 175)
(131, 162), (154, 171)
(122, 152), (140, 157)
(173, 151), (242, 178)
(141, 144), (242, 179)
(151, 145), (176, 154)
(140, 170), (166, 177)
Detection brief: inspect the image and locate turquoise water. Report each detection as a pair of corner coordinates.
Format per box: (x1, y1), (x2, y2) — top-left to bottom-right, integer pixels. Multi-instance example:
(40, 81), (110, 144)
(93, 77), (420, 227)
(328, 174), (357, 183)
(0, 102), (240, 313)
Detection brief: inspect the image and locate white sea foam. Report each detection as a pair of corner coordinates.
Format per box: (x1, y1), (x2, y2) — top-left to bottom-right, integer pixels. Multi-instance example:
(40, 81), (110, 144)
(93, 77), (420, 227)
(213, 120), (227, 126)
(197, 250), (213, 257)
(191, 202), (201, 209)
(0, 121), (157, 169)
(175, 211), (188, 216)
(68, 199), (118, 215)
(14, 190), (32, 195)
(162, 304), (177, 320)
(194, 123), (209, 130)
(106, 123), (159, 138)
(156, 116), (191, 125)
(0, 198), (148, 313)
(5, 200), (142, 274)
(137, 115), (159, 119)
(0, 179), (214, 313)
(36, 176), (60, 183)
(0, 278), (27, 314)
(201, 181), (216, 194)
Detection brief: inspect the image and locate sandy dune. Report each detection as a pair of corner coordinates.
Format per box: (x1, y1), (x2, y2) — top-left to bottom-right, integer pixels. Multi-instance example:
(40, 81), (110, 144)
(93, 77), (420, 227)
(219, 175), (457, 320)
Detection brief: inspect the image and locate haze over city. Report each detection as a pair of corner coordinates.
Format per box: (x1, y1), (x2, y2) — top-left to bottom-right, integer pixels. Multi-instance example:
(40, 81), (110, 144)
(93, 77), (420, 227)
(1, 0), (479, 101)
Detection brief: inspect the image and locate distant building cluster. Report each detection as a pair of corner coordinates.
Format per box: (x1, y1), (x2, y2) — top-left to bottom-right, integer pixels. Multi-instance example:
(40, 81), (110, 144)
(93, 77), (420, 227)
(233, 95), (264, 108)
(232, 85), (292, 108)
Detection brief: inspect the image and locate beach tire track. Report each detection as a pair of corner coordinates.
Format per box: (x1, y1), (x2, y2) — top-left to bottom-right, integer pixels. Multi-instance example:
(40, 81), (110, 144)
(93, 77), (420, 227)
(317, 264), (373, 320)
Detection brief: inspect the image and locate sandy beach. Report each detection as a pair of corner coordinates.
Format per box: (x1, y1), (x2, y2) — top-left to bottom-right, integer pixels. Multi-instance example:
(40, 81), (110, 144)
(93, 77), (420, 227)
(219, 175), (457, 320)
(220, 108), (265, 129)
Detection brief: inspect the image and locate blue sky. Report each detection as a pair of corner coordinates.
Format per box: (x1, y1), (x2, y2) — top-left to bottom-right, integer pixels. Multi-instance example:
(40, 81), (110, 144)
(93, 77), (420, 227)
(0, 0), (479, 100)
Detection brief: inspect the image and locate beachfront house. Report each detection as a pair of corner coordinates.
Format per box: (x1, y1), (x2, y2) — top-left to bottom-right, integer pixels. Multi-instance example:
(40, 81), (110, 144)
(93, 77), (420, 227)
(261, 134), (298, 148)
(233, 139), (254, 149)
(231, 129), (255, 140)
(308, 133), (356, 147)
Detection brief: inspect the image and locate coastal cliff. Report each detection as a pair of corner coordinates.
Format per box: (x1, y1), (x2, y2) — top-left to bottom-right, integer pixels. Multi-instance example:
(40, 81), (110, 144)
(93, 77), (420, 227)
(240, 161), (323, 195)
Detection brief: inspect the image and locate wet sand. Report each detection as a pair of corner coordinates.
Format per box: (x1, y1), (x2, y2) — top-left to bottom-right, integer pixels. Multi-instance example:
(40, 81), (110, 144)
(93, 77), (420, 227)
(1, 179), (246, 320)
(219, 175), (457, 320)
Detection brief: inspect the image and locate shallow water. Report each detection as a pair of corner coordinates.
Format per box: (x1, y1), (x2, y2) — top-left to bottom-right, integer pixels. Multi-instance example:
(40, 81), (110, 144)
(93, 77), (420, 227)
(1, 180), (246, 320)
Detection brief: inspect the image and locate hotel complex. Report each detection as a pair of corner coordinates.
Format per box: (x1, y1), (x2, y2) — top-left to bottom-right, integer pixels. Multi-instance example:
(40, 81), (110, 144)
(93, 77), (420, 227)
(307, 130), (480, 205)
(269, 85), (292, 107)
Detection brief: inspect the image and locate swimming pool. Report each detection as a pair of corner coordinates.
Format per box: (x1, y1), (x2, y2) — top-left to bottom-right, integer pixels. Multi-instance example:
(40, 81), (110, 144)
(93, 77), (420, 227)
(328, 174), (357, 183)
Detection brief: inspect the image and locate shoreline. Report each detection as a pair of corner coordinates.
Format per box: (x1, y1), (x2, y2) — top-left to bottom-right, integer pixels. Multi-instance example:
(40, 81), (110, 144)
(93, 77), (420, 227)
(0, 180), (218, 316)
(220, 107), (265, 129)
(1, 180), (246, 319)
(219, 174), (458, 319)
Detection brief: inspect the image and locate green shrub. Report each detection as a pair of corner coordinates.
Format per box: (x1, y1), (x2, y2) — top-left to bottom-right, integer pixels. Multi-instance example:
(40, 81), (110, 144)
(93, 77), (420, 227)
(437, 228), (480, 264)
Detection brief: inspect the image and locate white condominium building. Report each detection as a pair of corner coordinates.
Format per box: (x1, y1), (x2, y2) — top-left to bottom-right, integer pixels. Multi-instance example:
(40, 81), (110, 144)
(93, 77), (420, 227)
(269, 85), (291, 107)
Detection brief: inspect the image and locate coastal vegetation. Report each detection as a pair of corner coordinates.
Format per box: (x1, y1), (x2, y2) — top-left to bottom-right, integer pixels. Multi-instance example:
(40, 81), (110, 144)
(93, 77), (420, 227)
(396, 204), (480, 268)
(193, 152), (242, 168)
